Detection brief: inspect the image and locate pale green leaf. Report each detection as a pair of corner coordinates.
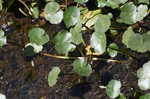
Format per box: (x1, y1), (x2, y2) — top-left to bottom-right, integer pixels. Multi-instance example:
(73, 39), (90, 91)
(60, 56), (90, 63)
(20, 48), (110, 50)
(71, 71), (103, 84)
(90, 14), (111, 54)
(48, 67), (60, 87)
(118, 2), (148, 24)
(74, 0), (88, 3)
(28, 28), (49, 45)
(0, 29), (6, 47)
(97, 0), (128, 8)
(140, 93), (150, 99)
(106, 80), (121, 98)
(137, 61), (150, 90)
(122, 27), (150, 52)
(94, 14), (111, 33)
(31, 7), (39, 19)
(54, 30), (76, 56)
(70, 19), (83, 45)
(90, 32), (106, 54)
(73, 58), (92, 76)
(107, 43), (118, 57)
(44, 2), (63, 24)
(138, 0), (149, 4)
(64, 6), (80, 28)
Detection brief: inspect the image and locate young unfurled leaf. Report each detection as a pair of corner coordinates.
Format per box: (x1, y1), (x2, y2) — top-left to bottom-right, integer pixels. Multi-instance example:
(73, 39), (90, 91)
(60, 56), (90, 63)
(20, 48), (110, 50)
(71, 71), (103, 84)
(139, 93), (150, 99)
(54, 30), (76, 56)
(106, 80), (121, 98)
(122, 27), (150, 52)
(0, 29), (6, 47)
(48, 67), (60, 87)
(44, 2), (63, 24)
(74, 0), (88, 4)
(138, 0), (149, 4)
(28, 28), (49, 45)
(64, 6), (80, 28)
(90, 14), (111, 54)
(107, 43), (118, 57)
(117, 2), (148, 24)
(73, 58), (92, 76)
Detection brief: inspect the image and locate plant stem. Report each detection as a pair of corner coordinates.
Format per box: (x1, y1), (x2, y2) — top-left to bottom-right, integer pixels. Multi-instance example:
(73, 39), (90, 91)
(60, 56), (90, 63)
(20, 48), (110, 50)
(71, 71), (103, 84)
(41, 53), (124, 63)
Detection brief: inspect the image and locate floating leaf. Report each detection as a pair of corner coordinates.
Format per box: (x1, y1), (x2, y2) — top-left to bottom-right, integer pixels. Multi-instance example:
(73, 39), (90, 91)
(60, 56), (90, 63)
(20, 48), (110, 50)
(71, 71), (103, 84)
(31, 7), (39, 19)
(118, 2), (148, 24)
(97, 0), (128, 8)
(140, 93), (150, 99)
(0, 29), (6, 47)
(64, 6), (80, 28)
(138, 0), (149, 4)
(75, 0), (88, 3)
(90, 14), (111, 54)
(107, 43), (118, 57)
(73, 58), (92, 76)
(48, 67), (60, 87)
(44, 2), (63, 24)
(54, 30), (76, 56)
(137, 61), (150, 90)
(122, 27), (150, 52)
(106, 80), (121, 98)
(25, 43), (43, 53)
(70, 19), (83, 45)
(28, 28), (49, 45)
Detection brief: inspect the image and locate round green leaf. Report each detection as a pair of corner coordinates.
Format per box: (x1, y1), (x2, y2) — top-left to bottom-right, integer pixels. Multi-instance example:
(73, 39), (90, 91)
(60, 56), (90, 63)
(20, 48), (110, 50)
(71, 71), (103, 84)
(117, 2), (148, 24)
(28, 28), (49, 45)
(122, 27), (150, 52)
(54, 30), (76, 56)
(44, 2), (63, 24)
(63, 6), (80, 28)
(48, 67), (61, 87)
(73, 58), (92, 77)
(90, 32), (106, 54)
(70, 19), (83, 45)
(106, 80), (121, 98)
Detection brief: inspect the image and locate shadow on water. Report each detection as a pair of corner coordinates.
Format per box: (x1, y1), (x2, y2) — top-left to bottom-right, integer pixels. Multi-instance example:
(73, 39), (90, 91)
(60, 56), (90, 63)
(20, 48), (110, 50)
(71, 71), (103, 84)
(70, 82), (92, 99)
